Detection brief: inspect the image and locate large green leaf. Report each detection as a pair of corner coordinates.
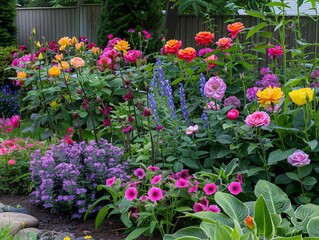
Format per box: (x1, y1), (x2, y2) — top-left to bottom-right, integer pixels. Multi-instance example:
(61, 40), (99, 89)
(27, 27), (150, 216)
(163, 226), (208, 240)
(295, 204), (319, 220)
(200, 222), (215, 240)
(307, 217), (319, 237)
(215, 192), (249, 223)
(268, 148), (296, 165)
(125, 227), (149, 240)
(254, 180), (292, 215)
(274, 236), (303, 240)
(183, 211), (233, 226)
(214, 222), (232, 240)
(254, 196), (274, 239)
(246, 22), (268, 39)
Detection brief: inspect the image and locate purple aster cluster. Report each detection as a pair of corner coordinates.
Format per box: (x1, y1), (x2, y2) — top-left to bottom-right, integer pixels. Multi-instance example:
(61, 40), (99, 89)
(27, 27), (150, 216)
(29, 138), (130, 218)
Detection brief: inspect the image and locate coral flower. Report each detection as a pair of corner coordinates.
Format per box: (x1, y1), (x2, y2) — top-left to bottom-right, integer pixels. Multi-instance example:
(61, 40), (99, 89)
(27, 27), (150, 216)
(289, 88), (314, 105)
(228, 182), (242, 195)
(125, 187), (138, 201)
(216, 37), (232, 50)
(148, 187), (163, 202)
(8, 159), (16, 165)
(203, 182), (217, 195)
(245, 111), (270, 127)
(204, 76), (226, 100)
(227, 22), (245, 38)
(114, 40), (130, 54)
(48, 66), (61, 77)
(204, 54), (218, 70)
(70, 57), (85, 69)
(178, 47), (196, 62)
(257, 86), (284, 107)
(195, 31), (215, 46)
(58, 61), (70, 70)
(164, 39), (182, 54)
(268, 45), (283, 58)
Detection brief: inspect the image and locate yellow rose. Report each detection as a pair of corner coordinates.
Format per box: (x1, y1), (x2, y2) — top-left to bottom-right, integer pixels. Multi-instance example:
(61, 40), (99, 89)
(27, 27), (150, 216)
(38, 53), (43, 60)
(257, 86), (284, 107)
(36, 41), (41, 47)
(17, 72), (27, 79)
(91, 47), (100, 55)
(289, 88), (314, 105)
(76, 42), (84, 51)
(63, 236), (70, 240)
(114, 40), (130, 54)
(58, 37), (71, 46)
(58, 61), (70, 70)
(50, 100), (58, 109)
(48, 66), (61, 77)
(70, 57), (85, 69)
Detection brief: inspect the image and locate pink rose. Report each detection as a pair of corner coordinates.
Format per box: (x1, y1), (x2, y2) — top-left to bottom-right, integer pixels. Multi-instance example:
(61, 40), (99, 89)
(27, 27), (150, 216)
(186, 125), (199, 135)
(10, 115), (21, 128)
(124, 50), (142, 63)
(8, 159), (16, 165)
(268, 45), (283, 58)
(245, 111), (270, 127)
(204, 76), (226, 100)
(70, 57), (85, 68)
(287, 150), (310, 167)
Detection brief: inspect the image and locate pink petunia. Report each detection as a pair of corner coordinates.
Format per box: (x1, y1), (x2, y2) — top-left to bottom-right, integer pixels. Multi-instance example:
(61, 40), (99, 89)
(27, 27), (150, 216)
(203, 183), (217, 195)
(147, 165), (160, 172)
(151, 174), (162, 185)
(125, 187), (138, 201)
(175, 178), (190, 188)
(106, 176), (116, 187)
(134, 168), (145, 179)
(148, 187), (163, 202)
(207, 205), (221, 213)
(228, 182), (242, 195)
(188, 180), (199, 193)
(193, 203), (206, 213)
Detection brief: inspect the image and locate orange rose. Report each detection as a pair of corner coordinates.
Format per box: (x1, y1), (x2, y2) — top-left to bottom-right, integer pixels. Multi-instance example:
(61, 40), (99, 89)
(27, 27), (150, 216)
(48, 66), (61, 77)
(178, 47), (196, 62)
(204, 54), (218, 70)
(70, 57), (85, 69)
(58, 61), (70, 70)
(164, 39), (182, 54)
(195, 31), (214, 46)
(17, 72), (27, 79)
(58, 37), (71, 46)
(216, 37), (233, 50)
(76, 42), (85, 51)
(227, 22), (244, 38)
(54, 54), (63, 62)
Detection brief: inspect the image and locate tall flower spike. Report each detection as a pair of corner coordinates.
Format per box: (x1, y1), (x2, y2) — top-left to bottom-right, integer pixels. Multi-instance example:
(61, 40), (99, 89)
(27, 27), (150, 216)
(149, 93), (161, 126)
(179, 83), (191, 126)
(199, 73), (207, 100)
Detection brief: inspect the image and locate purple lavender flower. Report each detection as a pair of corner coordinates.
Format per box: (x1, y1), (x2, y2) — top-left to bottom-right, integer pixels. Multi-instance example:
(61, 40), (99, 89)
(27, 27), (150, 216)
(201, 112), (209, 128)
(179, 83), (191, 126)
(199, 73), (207, 99)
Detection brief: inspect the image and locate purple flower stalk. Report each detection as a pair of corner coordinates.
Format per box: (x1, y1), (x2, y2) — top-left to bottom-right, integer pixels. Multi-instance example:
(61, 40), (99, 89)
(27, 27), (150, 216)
(179, 83), (191, 126)
(199, 73), (207, 99)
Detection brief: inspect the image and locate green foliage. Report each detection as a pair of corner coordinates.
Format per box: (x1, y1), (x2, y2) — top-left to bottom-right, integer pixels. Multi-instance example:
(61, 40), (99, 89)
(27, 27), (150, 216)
(0, 46), (17, 85)
(165, 180), (319, 240)
(97, 0), (163, 51)
(0, 1), (16, 47)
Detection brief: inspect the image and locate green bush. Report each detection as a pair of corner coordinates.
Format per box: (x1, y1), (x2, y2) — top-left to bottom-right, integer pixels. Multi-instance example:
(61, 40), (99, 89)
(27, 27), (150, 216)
(0, 46), (17, 85)
(97, 0), (163, 52)
(0, 1), (16, 47)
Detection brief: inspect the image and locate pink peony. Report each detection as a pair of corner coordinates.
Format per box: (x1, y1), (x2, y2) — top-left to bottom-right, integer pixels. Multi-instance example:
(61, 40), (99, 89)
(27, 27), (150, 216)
(125, 187), (138, 201)
(268, 45), (283, 58)
(204, 76), (226, 100)
(245, 111), (270, 127)
(203, 182), (217, 195)
(148, 187), (163, 202)
(287, 150), (311, 167)
(106, 176), (116, 186)
(228, 182), (242, 195)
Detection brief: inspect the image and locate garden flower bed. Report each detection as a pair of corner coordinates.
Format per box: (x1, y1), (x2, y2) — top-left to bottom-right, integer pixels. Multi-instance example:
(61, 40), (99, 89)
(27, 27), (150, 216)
(1, 2), (319, 239)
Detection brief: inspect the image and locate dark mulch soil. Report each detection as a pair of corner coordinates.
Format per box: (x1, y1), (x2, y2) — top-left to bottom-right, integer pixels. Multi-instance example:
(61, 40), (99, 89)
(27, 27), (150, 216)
(0, 195), (161, 240)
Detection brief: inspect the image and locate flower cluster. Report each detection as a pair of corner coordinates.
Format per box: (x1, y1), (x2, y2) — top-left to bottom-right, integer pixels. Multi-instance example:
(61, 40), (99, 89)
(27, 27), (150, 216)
(29, 138), (130, 218)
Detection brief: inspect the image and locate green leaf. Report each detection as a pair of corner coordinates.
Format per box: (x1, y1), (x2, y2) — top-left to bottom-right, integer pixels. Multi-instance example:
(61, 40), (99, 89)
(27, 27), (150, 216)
(84, 195), (110, 220)
(275, 236), (303, 240)
(254, 196), (274, 239)
(255, 180), (292, 215)
(40, 129), (53, 140)
(303, 177), (317, 188)
(200, 222), (215, 239)
(215, 192), (249, 223)
(109, 78), (123, 88)
(247, 167), (264, 177)
(183, 211), (233, 226)
(286, 172), (300, 181)
(214, 222), (232, 240)
(79, 111), (88, 118)
(304, 139), (318, 150)
(121, 212), (132, 228)
(268, 148), (296, 165)
(284, 76), (308, 87)
(217, 134), (233, 144)
(179, 158), (200, 170)
(245, 10), (265, 19)
(307, 217), (319, 237)
(295, 203), (319, 220)
(247, 144), (258, 154)
(95, 205), (110, 229)
(293, 108), (306, 130)
(163, 227), (208, 240)
(265, 2), (290, 7)
(125, 227), (149, 240)
(246, 22), (268, 39)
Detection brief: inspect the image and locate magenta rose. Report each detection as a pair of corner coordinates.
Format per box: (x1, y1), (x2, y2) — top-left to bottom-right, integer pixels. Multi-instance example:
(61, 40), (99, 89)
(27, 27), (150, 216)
(245, 111), (270, 127)
(204, 76), (226, 101)
(268, 45), (283, 58)
(287, 150), (311, 167)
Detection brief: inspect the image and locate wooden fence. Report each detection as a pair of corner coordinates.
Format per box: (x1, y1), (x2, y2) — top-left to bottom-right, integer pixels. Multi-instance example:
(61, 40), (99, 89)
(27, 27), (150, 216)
(16, 4), (101, 46)
(16, 5), (319, 53)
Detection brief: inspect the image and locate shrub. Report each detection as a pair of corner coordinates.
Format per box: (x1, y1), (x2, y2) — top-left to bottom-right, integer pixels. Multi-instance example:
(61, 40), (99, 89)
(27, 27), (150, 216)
(0, 84), (20, 118)
(0, 46), (18, 85)
(0, 1), (16, 47)
(30, 138), (130, 218)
